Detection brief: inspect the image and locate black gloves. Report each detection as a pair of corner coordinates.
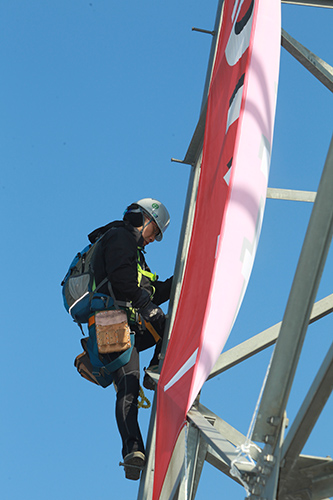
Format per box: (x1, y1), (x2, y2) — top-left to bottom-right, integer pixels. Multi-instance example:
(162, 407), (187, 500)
(153, 276), (173, 306)
(139, 301), (164, 322)
(139, 301), (166, 337)
(134, 288), (166, 337)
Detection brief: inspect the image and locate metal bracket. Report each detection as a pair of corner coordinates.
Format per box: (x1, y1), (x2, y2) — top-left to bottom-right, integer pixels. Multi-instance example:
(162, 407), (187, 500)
(192, 27), (215, 36)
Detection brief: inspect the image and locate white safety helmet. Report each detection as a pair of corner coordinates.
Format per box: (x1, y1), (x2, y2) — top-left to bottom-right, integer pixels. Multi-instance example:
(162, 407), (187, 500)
(136, 198), (170, 241)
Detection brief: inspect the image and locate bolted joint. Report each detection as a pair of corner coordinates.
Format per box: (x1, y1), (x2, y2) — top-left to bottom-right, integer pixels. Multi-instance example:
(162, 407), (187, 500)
(258, 465), (273, 476)
(264, 434), (275, 445)
(256, 476), (266, 486)
(264, 454), (276, 464)
(243, 473), (251, 484)
(251, 484), (263, 496)
(267, 416), (281, 427)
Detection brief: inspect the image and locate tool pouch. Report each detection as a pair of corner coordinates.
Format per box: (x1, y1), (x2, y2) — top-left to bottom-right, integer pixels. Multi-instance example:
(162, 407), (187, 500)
(88, 309), (131, 354)
(74, 350), (101, 386)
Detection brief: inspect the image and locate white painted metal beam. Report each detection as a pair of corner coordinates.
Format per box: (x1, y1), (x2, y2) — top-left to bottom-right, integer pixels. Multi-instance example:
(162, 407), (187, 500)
(267, 187), (316, 202)
(281, 340), (333, 468)
(207, 294), (333, 380)
(197, 402), (261, 461)
(252, 136), (333, 446)
(187, 407), (255, 472)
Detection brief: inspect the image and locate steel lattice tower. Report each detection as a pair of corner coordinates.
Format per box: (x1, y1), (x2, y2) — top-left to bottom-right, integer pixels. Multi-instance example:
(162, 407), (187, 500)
(137, 1), (333, 499)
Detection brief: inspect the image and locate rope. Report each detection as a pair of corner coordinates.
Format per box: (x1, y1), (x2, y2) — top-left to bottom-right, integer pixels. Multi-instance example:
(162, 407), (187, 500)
(137, 386), (151, 409)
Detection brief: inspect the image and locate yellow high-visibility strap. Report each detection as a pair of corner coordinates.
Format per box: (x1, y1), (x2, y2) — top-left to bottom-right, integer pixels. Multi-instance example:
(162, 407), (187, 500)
(137, 264), (157, 282)
(137, 250), (157, 283)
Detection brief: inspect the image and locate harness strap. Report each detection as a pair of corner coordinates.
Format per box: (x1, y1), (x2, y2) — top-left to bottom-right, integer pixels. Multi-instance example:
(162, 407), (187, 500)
(137, 249), (157, 286)
(144, 319), (161, 343)
(88, 334), (135, 372)
(137, 263), (157, 282)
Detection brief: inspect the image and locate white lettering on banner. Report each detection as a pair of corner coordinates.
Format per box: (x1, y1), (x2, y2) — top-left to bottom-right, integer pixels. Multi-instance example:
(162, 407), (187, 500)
(215, 234), (220, 259)
(164, 349), (198, 392)
(231, 0), (243, 23)
(239, 136), (270, 281)
(224, 168), (232, 185)
(226, 79), (244, 134)
(225, 0), (254, 67)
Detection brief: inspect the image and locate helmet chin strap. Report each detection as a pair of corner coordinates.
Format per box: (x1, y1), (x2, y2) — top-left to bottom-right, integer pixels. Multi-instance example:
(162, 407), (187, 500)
(139, 217), (153, 237)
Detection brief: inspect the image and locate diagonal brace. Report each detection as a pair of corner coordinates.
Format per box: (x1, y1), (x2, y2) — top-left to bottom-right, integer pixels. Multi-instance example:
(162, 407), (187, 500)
(281, 340), (333, 468)
(281, 28), (333, 93)
(252, 136), (333, 446)
(208, 294), (333, 380)
(187, 407), (255, 473)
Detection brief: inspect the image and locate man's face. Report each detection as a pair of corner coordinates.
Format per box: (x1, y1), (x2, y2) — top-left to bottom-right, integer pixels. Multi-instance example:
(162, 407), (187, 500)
(142, 218), (160, 246)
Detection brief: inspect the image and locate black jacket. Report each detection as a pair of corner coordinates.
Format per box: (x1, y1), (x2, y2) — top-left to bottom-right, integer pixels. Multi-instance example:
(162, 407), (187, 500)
(88, 220), (172, 309)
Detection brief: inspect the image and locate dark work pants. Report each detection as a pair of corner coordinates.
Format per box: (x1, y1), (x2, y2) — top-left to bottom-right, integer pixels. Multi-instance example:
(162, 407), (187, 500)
(111, 326), (163, 458)
(112, 345), (144, 458)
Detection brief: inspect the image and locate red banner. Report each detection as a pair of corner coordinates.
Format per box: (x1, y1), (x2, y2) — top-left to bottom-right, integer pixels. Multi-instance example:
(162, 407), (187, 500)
(153, 0), (280, 497)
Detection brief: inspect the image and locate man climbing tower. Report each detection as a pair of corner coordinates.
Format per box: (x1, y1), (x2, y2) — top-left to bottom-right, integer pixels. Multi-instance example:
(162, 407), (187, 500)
(87, 198), (172, 480)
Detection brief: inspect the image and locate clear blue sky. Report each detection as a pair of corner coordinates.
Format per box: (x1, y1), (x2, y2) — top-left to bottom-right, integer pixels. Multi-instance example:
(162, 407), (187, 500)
(1, 1), (332, 499)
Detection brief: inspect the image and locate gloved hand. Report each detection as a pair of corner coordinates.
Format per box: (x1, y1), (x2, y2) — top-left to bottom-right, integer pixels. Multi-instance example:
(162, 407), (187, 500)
(139, 301), (166, 337)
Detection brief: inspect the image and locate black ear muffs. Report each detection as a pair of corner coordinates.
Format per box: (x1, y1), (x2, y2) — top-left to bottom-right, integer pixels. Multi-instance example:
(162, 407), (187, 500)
(123, 204), (144, 227)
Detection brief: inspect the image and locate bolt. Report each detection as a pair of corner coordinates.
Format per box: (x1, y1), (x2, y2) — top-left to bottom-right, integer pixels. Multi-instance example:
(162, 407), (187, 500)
(262, 466), (272, 476)
(251, 484), (262, 496)
(264, 454), (276, 464)
(267, 416), (280, 426)
(264, 434), (275, 445)
(256, 476), (266, 486)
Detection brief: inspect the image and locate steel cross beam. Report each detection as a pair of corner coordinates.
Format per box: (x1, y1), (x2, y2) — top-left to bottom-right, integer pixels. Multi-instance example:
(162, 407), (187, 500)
(266, 188), (316, 202)
(182, 25), (333, 167)
(278, 455), (333, 500)
(281, 340), (333, 470)
(169, 402), (262, 500)
(281, 28), (333, 93)
(252, 135), (333, 447)
(176, 421), (209, 500)
(196, 402), (261, 462)
(187, 407), (255, 473)
(207, 294), (333, 380)
(169, 402), (263, 499)
(282, 0), (333, 7)
(253, 337), (333, 500)
(138, 2), (333, 499)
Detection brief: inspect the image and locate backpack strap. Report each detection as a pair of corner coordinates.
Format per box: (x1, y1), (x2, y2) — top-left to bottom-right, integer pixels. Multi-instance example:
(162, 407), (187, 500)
(106, 281), (131, 310)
